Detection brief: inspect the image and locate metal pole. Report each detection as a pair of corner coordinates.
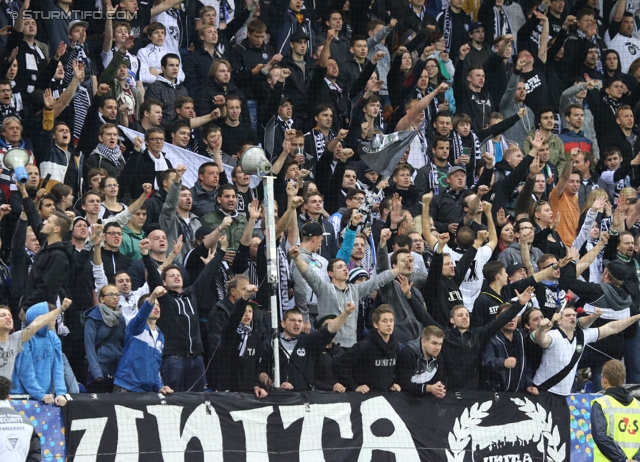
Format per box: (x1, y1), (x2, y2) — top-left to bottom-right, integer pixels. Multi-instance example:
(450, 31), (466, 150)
(262, 175), (280, 388)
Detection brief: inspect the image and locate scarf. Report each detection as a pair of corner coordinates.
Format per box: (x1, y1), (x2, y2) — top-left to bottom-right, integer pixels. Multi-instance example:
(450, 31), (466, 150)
(237, 324), (252, 357)
(148, 150), (169, 189)
(602, 95), (623, 117)
(451, 131), (480, 164)
(277, 246), (290, 320)
(97, 143), (123, 167)
(98, 302), (122, 327)
(312, 128), (328, 161)
(575, 29), (603, 73)
(443, 7), (453, 52)
(279, 332), (298, 355)
(72, 86), (91, 140)
(493, 6), (512, 41)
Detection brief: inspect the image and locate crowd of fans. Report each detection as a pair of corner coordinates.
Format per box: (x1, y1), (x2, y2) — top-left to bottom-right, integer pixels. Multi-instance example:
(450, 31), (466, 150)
(1, 0), (640, 404)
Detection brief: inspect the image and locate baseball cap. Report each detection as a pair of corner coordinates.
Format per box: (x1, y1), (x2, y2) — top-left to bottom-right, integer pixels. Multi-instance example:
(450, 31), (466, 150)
(195, 225), (215, 241)
(469, 22), (484, 33)
(447, 165), (467, 177)
(604, 259), (631, 281)
(291, 28), (309, 42)
(68, 20), (89, 34)
(279, 96), (293, 107)
(506, 263), (526, 277)
(300, 221), (324, 238)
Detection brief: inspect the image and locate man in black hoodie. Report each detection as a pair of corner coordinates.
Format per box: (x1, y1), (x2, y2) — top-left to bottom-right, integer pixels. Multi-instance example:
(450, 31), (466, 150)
(21, 210), (73, 314)
(336, 305), (402, 393)
(412, 284), (535, 392)
(257, 303), (355, 392)
(592, 359), (640, 461)
(396, 325), (446, 398)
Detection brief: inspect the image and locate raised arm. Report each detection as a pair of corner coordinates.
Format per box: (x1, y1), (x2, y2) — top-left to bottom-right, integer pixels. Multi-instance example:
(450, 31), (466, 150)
(326, 302), (356, 334)
(534, 316), (554, 348)
(598, 313), (640, 340)
(554, 148), (577, 197)
(483, 201), (498, 251)
(21, 298), (71, 344)
(396, 82), (450, 131)
(419, 193), (435, 247)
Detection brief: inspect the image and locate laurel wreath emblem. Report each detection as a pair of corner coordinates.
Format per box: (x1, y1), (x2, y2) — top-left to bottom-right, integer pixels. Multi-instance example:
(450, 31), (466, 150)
(446, 398), (565, 462)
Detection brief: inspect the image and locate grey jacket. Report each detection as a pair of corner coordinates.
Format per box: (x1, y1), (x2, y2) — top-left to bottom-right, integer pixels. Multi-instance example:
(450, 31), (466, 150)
(300, 265), (396, 347)
(497, 241), (544, 272)
(376, 246), (425, 344)
(159, 180), (202, 264)
(500, 72), (535, 148)
(290, 247), (329, 323)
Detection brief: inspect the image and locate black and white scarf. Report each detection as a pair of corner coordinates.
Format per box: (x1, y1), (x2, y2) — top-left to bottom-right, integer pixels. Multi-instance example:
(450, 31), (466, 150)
(451, 131), (481, 162)
(277, 246), (290, 321)
(576, 29), (603, 73)
(493, 7), (512, 41)
(311, 128), (333, 161)
(483, 136), (509, 158)
(602, 95), (623, 117)
(97, 143), (123, 167)
(443, 7), (454, 52)
(237, 324), (252, 357)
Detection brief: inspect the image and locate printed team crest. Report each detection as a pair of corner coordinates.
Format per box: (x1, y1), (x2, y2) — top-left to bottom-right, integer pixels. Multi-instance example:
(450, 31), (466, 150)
(296, 348), (306, 357)
(576, 344), (583, 353)
(5, 434), (19, 451)
(262, 53), (269, 60)
(446, 398), (565, 462)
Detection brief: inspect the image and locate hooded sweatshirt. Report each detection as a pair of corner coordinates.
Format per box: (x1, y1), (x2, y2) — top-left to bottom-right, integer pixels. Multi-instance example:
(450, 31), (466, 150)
(11, 302), (66, 399)
(336, 328), (399, 391)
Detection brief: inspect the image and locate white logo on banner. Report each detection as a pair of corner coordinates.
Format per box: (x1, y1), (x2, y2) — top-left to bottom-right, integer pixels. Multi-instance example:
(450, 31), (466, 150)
(446, 398), (564, 462)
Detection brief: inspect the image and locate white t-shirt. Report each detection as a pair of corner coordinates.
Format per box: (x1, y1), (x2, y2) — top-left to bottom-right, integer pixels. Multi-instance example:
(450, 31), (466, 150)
(0, 331), (23, 379)
(443, 244), (493, 311)
(533, 327), (599, 395)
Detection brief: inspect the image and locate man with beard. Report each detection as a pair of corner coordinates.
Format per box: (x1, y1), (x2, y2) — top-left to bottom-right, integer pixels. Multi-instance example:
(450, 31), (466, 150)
(415, 136), (452, 197)
(160, 165), (201, 263)
(200, 184), (248, 250)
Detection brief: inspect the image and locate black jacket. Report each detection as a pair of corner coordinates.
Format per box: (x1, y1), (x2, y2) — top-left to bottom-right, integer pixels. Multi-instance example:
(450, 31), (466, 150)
(258, 325), (334, 391)
(194, 79), (251, 125)
(336, 328), (399, 391)
(481, 328), (534, 392)
(396, 336), (444, 396)
(472, 283), (506, 328)
(313, 343), (345, 391)
(22, 240), (74, 308)
(143, 249), (224, 356)
(230, 38), (275, 99)
(118, 149), (173, 202)
(280, 53), (316, 130)
(412, 299), (526, 391)
(215, 298), (262, 392)
(144, 76), (190, 125)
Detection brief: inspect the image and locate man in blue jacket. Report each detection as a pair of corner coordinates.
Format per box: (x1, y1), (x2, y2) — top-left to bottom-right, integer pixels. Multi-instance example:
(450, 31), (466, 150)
(114, 286), (173, 393)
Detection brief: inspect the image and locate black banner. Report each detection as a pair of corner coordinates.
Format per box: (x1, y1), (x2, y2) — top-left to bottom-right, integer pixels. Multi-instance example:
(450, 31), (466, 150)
(63, 391), (569, 461)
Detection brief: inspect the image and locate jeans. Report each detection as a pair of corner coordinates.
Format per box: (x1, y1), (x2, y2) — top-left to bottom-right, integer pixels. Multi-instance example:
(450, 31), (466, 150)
(62, 353), (79, 394)
(247, 99), (258, 133)
(161, 354), (206, 392)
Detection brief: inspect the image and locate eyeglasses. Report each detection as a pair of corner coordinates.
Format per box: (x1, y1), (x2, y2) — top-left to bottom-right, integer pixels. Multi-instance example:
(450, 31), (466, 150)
(541, 262), (557, 270)
(105, 183), (118, 188)
(148, 138), (164, 142)
(105, 232), (123, 236)
(102, 293), (119, 298)
(351, 197), (365, 202)
(412, 239), (425, 244)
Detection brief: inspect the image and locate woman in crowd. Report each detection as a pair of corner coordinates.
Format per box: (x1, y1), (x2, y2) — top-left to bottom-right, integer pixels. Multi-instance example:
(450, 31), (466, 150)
(84, 284), (126, 393)
(531, 200), (566, 259)
(100, 176), (127, 218)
